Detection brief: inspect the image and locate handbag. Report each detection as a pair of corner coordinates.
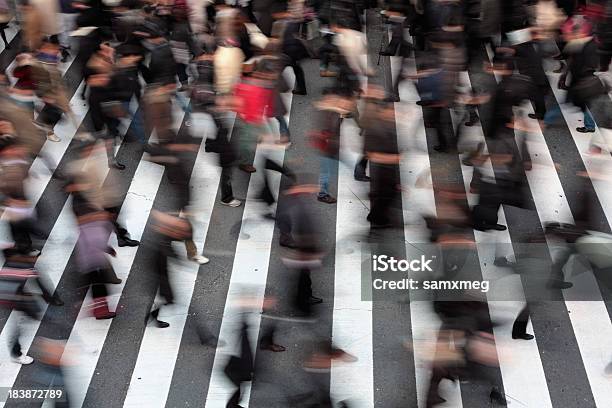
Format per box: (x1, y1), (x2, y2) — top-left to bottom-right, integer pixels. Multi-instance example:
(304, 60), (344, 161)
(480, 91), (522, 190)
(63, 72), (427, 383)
(568, 75), (607, 108)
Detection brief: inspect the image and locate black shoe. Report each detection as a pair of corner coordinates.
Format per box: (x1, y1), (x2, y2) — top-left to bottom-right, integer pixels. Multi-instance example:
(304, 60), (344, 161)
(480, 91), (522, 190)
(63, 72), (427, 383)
(308, 296), (323, 304)
(493, 256), (515, 267)
(260, 342), (286, 352)
(118, 237), (140, 247)
(292, 88), (307, 95)
(547, 280), (573, 289)
(576, 127), (595, 133)
(512, 332), (535, 340)
(474, 223), (507, 231)
(109, 161), (126, 170)
(354, 174), (370, 182)
(433, 145), (447, 152)
(317, 194), (337, 204)
(150, 310), (170, 328)
(528, 113), (543, 120)
(489, 387), (507, 405)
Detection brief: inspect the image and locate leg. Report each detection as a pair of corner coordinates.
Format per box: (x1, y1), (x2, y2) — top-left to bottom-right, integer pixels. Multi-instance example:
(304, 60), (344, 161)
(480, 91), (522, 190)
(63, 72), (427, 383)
(511, 305), (533, 340)
(291, 61), (307, 95)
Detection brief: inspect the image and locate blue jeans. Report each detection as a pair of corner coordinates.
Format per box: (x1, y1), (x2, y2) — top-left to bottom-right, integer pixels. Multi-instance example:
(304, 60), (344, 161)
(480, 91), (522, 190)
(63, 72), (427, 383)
(584, 110), (595, 130)
(543, 104), (561, 126)
(122, 101), (145, 143)
(318, 156), (335, 197)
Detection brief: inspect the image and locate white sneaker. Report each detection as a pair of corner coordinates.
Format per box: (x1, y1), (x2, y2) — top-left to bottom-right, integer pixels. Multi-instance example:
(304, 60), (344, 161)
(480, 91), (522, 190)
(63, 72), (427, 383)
(46, 132), (61, 142)
(12, 354), (34, 365)
(185, 120), (192, 127)
(221, 199), (242, 207)
(26, 249), (41, 257)
(190, 255), (210, 265)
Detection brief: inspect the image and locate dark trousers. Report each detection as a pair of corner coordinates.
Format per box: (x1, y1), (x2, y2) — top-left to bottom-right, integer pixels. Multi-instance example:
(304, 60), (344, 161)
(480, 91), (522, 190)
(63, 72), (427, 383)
(368, 162), (399, 226)
(296, 268), (313, 314)
(221, 166), (234, 203)
(512, 305), (530, 336)
(291, 60), (307, 93)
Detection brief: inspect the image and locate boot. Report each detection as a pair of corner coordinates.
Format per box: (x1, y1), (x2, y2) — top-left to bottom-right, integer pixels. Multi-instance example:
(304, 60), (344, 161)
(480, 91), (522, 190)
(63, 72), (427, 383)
(117, 228), (139, 247)
(93, 298), (116, 320)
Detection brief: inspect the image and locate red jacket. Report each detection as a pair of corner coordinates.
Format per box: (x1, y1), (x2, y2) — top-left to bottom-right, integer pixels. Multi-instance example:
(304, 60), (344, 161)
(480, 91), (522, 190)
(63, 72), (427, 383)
(234, 78), (273, 125)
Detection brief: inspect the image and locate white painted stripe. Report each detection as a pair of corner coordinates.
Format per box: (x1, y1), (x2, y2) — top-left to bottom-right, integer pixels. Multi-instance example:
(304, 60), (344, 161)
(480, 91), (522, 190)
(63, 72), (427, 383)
(122, 114), (222, 408)
(204, 70), (294, 408)
(329, 113), (373, 408)
(395, 52), (463, 408)
(60, 99), (186, 408)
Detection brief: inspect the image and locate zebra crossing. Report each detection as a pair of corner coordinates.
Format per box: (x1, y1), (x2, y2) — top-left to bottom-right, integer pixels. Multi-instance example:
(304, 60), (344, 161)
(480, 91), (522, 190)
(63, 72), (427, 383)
(0, 18), (611, 408)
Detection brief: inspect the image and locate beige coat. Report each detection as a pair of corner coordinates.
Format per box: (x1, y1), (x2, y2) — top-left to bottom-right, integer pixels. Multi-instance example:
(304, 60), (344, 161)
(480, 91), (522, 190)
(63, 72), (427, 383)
(214, 46), (245, 94)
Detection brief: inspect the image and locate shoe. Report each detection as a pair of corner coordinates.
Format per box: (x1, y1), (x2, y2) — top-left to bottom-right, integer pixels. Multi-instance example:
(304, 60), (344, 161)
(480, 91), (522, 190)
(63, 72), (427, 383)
(489, 387), (507, 405)
(221, 199), (242, 207)
(190, 255), (210, 265)
(292, 88), (307, 96)
(118, 237), (139, 247)
(547, 279), (573, 289)
(26, 249), (41, 257)
(317, 194), (337, 204)
(260, 343), (286, 352)
(379, 49), (395, 57)
(473, 223), (507, 231)
(493, 257), (515, 267)
(433, 145), (447, 152)
(150, 309), (169, 328)
(528, 113), (542, 120)
(107, 276), (122, 284)
(109, 161), (126, 170)
(576, 127), (595, 133)
(184, 120), (192, 127)
(46, 132), (61, 142)
(308, 296), (323, 304)
(12, 354), (34, 365)
(239, 164), (256, 173)
(354, 174), (370, 182)
(512, 332), (535, 340)
(93, 298), (116, 320)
